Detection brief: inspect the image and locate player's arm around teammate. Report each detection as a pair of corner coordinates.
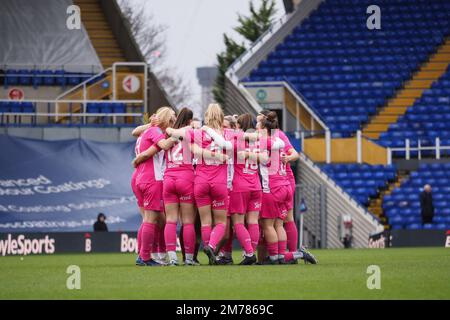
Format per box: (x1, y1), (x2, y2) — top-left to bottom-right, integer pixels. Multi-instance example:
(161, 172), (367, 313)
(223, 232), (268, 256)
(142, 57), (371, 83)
(193, 104), (233, 265)
(134, 107), (177, 266)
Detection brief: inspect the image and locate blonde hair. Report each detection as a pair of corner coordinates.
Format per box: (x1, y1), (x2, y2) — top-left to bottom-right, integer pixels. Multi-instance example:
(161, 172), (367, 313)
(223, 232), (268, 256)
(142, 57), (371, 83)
(224, 115), (237, 129)
(204, 103), (224, 130)
(155, 106), (175, 129)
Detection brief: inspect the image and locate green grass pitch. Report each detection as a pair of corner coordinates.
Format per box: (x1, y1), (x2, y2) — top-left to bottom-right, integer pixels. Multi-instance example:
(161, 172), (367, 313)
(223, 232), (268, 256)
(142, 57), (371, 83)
(0, 247), (449, 299)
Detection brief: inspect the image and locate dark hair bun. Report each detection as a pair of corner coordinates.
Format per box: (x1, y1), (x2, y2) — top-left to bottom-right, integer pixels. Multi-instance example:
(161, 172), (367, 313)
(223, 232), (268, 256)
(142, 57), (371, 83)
(267, 111), (278, 121)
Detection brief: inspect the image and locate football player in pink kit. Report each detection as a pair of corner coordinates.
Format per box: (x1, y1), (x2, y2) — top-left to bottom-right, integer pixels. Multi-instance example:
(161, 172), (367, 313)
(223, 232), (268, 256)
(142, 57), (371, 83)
(131, 143), (160, 260)
(257, 110), (299, 253)
(132, 112), (172, 265)
(226, 113), (266, 265)
(194, 103), (234, 265)
(131, 114), (168, 262)
(132, 106), (178, 266)
(258, 111), (317, 264)
(160, 108), (198, 266)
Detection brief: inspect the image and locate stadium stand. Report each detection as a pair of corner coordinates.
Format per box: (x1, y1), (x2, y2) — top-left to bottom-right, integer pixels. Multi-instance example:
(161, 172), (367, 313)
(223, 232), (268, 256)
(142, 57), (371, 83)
(3, 69), (96, 88)
(364, 39), (450, 140)
(244, 0), (450, 137)
(379, 66), (450, 150)
(322, 164), (397, 207)
(225, 0), (450, 235)
(383, 163), (450, 230)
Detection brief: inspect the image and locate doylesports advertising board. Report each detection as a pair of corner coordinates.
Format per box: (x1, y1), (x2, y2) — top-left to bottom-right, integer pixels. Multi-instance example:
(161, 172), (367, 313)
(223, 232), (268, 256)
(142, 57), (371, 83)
(0, 232), (138, 256)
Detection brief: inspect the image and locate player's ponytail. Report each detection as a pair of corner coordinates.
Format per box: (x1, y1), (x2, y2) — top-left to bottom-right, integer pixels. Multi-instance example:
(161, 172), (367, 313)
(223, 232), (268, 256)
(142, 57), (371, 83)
(155, 106), (176, 130)
(237, 113), (255, 132)
(204, 103), (224, 130)
(173, 107), (193, 129)
(262, 111), (279, 135)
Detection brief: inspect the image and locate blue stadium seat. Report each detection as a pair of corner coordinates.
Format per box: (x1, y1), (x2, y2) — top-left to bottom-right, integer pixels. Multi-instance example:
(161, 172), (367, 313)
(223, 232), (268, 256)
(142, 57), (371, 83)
(112, 103), (126, 113)
(55, 70), (67, 87)
(385, 162), (450, 230)
(87, 103), (100, 113)
(322, 163), (397, 208)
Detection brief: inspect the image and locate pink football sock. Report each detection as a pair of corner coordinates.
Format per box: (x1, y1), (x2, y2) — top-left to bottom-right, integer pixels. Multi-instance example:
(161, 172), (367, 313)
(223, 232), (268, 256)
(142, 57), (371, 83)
(164, 221), (177, 252)
(247, 223), (260, 252)
(153, 224), (160, 253)
(158, 224), (166, 253)
(208, 223), (226, 251)
(266, 241), (278, 258)
(139, 222), (156, 261)
(183, 223), (196, 255)
(284, 251), (294, 262)
(137, 224), (143, 254)
(234, 223), (253, 255)
(284, 221), (298, 252)
(201, 225), (212, 247)
(278, 240), (287, 256)
(220, 228), (233, 256)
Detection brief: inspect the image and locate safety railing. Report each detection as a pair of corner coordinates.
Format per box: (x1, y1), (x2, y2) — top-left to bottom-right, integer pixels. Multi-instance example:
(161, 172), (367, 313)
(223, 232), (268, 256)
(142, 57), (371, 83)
(55, 62), (148, 122)
(387, 137), (450, 164)
(0, 99), (143, 126)
(0, 112), (142, 127)
(0, 64), (102, 73)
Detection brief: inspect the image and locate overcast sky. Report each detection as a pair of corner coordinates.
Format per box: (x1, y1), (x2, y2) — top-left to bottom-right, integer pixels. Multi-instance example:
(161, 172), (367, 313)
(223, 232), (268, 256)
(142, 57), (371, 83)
(140, 0), (285, 115)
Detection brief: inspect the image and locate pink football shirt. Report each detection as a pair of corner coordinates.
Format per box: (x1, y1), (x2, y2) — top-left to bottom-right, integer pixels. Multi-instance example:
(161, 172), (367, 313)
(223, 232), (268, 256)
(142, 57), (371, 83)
(232, 131), (262, 192)
(164, 128), (194, 178)
(277, 129), (295, 180)
(260, 131), (291, 191)
(135, 126), (166, 183)
(194, 129), (233, 184)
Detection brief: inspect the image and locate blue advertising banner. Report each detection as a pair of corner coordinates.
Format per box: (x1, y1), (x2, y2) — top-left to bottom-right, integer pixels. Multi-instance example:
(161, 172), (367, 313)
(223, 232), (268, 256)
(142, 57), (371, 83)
(0, 135), (141, 232)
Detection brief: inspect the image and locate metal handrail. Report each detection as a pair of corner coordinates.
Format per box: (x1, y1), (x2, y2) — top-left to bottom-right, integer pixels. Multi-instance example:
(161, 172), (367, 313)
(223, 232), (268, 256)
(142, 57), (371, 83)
(1, 63), (101, 69)
(387, 137), (450, 164)
(55, 67), (112, 101)
(0, 73), (96, 78)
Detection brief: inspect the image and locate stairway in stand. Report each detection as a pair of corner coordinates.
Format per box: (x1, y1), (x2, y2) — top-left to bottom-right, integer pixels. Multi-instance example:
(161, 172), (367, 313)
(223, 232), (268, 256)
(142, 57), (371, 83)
(368, 171), (409, 229)
(74, 0), (126, 68)
(363, 37), (450, 140)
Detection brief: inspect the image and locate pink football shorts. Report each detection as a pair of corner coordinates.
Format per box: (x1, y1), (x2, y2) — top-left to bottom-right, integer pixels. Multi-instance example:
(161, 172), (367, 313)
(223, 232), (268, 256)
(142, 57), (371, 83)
(131, 175), (143, 208)
(229, 190), (262, 215)
(194, 182), (229, 210)
(260, 185), (293, 220)
(163, 175), (195, 204)
(289, 177), (296, 209)
(135, 181), (164, 212)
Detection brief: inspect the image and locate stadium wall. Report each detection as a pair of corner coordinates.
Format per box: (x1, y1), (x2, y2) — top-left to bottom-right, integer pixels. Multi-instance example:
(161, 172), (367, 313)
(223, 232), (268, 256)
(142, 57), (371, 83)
(298, 154), (384, 249)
